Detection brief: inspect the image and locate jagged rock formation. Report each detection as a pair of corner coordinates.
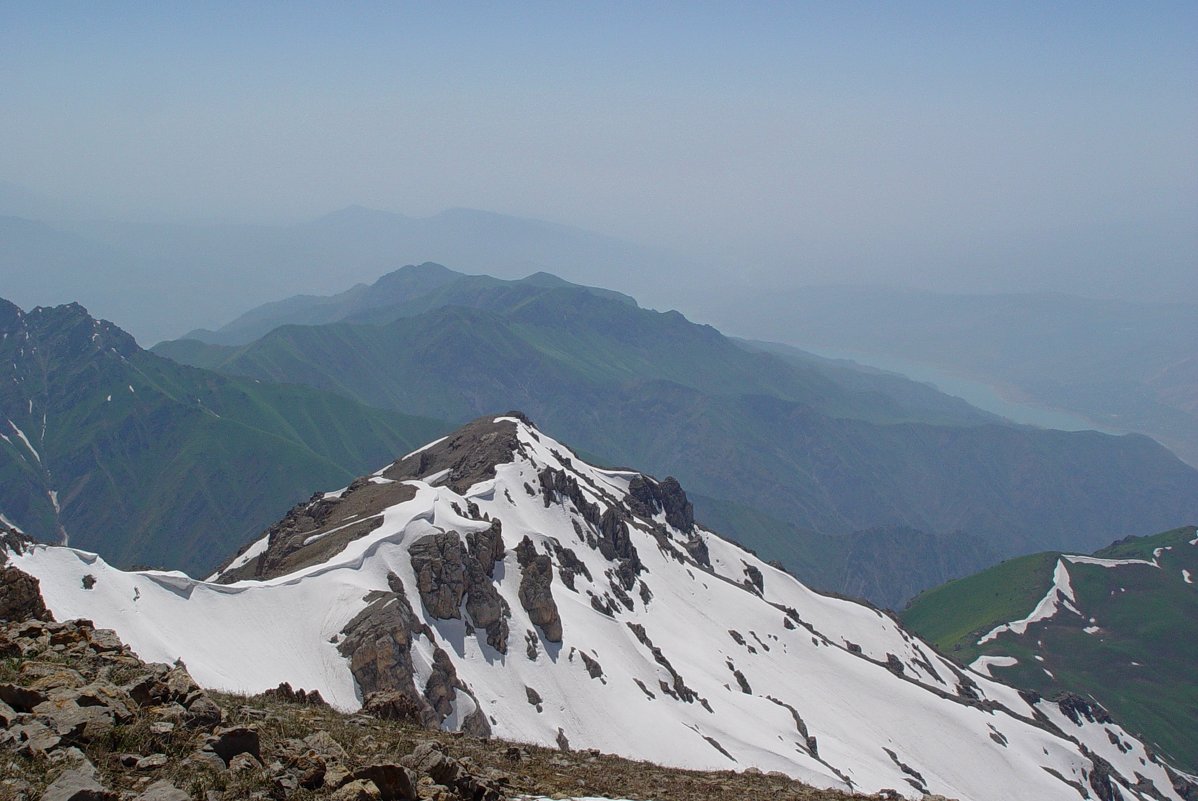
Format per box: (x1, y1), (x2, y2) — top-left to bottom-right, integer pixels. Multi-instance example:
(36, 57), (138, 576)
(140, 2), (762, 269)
(8, 415), (1197, 801)
(514, 537), (562, 643)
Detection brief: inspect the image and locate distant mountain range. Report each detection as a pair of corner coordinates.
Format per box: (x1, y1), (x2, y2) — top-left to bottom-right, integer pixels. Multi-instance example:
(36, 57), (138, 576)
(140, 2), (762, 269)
(10, 415), (1193, 801)
(712, 285), (1198, 468)
(2, 204), (692, 345)
(903, 525), (1198, 772)
(0, 297), (444, 573)
(153, 264), (1198, 607)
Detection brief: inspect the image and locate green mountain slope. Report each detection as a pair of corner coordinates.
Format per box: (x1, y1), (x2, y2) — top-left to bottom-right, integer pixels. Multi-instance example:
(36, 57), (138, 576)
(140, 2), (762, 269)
(0, 298), (446, 574)
(902, 525), (1198, 771)
(152, 266), (1198, 606)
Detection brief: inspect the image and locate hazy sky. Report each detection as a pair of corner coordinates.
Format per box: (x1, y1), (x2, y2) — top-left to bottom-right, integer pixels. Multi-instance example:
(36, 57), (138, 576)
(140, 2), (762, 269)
(2, 2), (1196, 300)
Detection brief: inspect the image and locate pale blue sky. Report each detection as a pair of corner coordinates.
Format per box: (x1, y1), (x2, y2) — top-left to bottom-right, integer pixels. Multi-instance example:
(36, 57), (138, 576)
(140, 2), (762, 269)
(2, 2), (1195, 298)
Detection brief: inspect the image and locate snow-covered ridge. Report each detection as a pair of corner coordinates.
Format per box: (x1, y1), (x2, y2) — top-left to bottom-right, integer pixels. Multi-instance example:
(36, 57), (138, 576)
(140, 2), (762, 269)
(8, 415), (1194, 801)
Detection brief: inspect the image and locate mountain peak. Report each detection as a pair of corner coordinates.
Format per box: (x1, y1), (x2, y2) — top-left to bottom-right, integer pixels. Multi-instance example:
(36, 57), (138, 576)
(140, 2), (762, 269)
(0, 297), (24, 332)
(10, 418), (1194, 800)
(1, 298), (139, 360)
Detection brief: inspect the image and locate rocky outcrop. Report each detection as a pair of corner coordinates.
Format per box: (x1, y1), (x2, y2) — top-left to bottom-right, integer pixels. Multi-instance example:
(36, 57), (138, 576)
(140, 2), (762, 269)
(263, 681), (327, 706)
(463, 562), (510, 654)
(682, 534), (711, 569)
(743, 563), (764, 594)
(515, 537), (562, 643)
(337, 573), (438, 727)
(537, 467), (601, 529)
(401, 741), (504, 800)
(410, 532), (468, 619)
(1056, 693), (1114, 726)
(383, 413), (529, 494)
(0, 529), (53, 623)
(464, 520), (510, 653)
(550, 543), (592, 591)
(466, 520), (505, 577)
(597, 508), (637, 564)
(627, 475), (695, 533)
(410, 523), (511, 653)
(338, 572), (491, 737)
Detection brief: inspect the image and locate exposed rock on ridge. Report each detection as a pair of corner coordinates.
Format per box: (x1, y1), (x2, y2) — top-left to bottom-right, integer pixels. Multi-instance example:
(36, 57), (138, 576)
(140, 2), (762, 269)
(514, 536), (562, 643)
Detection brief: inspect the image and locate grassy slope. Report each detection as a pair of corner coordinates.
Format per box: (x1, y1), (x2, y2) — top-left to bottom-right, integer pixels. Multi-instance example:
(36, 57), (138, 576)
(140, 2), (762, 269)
(902, 551), (1059, 652)
(902, 526), (1198, 771)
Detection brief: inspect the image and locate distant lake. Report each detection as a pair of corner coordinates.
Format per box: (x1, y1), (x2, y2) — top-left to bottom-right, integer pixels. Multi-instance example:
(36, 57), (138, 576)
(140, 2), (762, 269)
(797, 345), (1116, 433)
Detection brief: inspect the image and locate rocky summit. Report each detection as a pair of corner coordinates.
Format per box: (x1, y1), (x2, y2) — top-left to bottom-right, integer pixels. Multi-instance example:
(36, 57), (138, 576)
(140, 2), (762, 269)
(4, 414), (1197, 801)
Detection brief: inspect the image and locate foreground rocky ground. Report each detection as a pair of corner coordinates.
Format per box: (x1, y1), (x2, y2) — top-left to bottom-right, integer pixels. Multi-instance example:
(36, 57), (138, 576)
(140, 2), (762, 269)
(0, 614), (954, 801)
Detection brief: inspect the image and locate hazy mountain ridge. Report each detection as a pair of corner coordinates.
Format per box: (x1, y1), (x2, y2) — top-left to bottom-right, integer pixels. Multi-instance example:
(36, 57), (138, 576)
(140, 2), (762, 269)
(153, 266), (1198, 606)
(903, 525), (1198, 772)
(726, 286), (1198, 467)
(0, 297), (447, 573)
(10, 415), (1194, 801)
(2, 204), (692, 346)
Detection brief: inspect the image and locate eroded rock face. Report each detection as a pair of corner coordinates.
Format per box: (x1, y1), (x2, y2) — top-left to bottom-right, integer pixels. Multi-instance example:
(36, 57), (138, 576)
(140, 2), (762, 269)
(627, 475), (694, 533)
(466, 520), (505, 577)
(597, 508), (637, 564)
(338, 573), (491, 736)
(463, 562), (510, 654)
(410, 523), (511, 653)
(515, 537), (562, 643)
(338, 574), (438, 728)
(464, 520), (510, 653)
(409, 532), (467, 620)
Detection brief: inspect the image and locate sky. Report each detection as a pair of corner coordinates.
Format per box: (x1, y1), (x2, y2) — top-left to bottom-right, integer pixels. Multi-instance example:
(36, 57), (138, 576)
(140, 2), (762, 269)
(2, 2), (1196, 302)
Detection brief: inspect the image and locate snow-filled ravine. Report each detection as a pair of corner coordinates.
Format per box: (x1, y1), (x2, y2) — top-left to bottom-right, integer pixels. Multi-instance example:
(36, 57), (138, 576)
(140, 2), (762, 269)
(8, 415), (1194, 801)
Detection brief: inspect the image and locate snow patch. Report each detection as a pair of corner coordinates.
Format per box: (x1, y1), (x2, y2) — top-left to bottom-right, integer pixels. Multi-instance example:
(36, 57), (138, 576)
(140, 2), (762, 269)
(1066, 554), (1158, 569)
(970, 655), (1017, 677)
(6, 419), (40, 463)
(302, 513), (384, 546)
(978, 560), (1078, 644)
(422, 468), (451, 486)
(1183, 569), (1193, 585)
(209, 533), (272, 580)
(400, 436), (448, 462)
